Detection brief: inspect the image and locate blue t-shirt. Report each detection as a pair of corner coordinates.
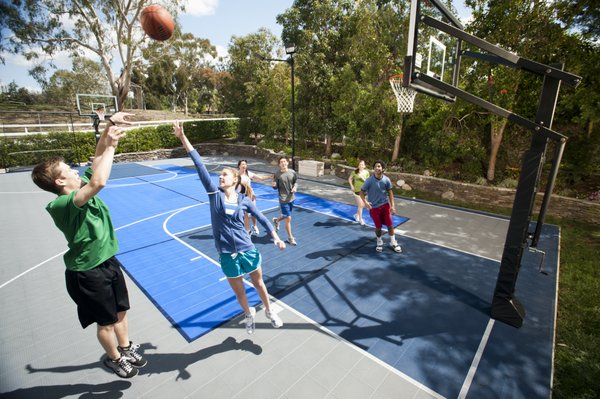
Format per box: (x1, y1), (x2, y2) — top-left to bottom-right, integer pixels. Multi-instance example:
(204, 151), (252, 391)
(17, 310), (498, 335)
(361, 174), (392, 208)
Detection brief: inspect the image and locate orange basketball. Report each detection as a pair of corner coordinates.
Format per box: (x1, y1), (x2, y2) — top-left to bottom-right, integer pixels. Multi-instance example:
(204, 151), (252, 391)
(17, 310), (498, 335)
(140, 5), (174, 41)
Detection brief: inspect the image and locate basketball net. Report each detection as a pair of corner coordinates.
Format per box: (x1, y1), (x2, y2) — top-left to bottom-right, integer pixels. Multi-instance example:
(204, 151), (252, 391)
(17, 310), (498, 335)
(389, 74), (417, 113)
(94, 108), (105, 122)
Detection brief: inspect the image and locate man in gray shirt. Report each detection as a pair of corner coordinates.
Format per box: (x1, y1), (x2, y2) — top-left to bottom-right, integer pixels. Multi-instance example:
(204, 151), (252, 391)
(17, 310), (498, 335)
(272, 156), (298, 245)
(360, 160), (402, 253)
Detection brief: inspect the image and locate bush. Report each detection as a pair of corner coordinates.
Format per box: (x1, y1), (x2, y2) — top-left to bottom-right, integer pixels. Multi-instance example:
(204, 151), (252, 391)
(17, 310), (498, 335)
(0, 119), (239, 169)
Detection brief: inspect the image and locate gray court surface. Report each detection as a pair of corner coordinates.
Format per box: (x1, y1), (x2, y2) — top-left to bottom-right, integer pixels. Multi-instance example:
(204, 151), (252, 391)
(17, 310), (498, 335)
(0, 155), (555, 398)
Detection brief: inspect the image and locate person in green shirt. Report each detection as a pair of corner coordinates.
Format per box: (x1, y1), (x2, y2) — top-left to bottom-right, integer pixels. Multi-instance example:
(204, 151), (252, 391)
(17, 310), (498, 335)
(348, 160), (370, 225)
(31, 112), (146, 379)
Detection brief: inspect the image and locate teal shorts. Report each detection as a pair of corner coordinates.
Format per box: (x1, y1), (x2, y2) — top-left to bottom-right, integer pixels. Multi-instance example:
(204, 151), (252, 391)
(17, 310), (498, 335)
(219, 248), (262, 278)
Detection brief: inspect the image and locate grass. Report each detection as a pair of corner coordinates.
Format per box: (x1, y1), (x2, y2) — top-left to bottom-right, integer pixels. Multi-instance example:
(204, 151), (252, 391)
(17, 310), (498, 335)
(395, 187), (600, 399)
(552, 220), (600, 399)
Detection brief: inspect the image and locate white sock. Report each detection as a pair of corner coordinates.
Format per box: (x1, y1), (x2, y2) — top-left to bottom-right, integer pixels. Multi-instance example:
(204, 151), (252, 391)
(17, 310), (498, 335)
(390, 236), (397, 245)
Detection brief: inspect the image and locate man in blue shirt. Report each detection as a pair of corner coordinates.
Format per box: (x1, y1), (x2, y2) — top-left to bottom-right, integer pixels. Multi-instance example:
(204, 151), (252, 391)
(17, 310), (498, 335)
(360, 160), (402, 253)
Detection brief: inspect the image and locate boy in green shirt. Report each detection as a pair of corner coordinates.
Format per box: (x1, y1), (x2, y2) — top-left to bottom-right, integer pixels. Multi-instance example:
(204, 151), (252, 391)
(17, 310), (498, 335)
(31, 112), (146, 378)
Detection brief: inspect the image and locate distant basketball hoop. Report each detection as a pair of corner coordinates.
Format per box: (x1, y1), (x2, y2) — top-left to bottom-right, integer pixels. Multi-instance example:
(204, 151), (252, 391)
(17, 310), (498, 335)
(389, 74), (417, 113)
(94, 107), (105, 122)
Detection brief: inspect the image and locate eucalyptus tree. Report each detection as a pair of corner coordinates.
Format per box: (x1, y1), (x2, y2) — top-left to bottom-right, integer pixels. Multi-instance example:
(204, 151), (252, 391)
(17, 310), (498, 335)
(278, 0), (359, 157)
(223, 29), (285, 142)
(1, 0), (184, 110)
(278, 0), (415, 160)
(137, 30), (217, 114)
(464, 0), (576, 182)
(44, 57), (109, 106)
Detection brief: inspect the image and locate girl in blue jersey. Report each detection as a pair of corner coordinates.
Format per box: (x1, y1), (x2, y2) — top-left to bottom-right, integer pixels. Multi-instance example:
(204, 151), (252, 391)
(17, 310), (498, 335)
(173, 121), (285, 334)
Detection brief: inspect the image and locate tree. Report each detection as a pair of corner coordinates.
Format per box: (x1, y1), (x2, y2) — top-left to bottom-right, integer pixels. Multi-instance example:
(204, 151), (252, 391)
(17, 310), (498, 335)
(278, 0), (409, 160)
(137, 30), (217, 114)
(1, 0), (183, 110)
(464, 0), (574, 181)
(43, 57), (109, 106)
(0, 81), (35, 104)
(223, 29), (286, 142)
(556, 0), (600, 40)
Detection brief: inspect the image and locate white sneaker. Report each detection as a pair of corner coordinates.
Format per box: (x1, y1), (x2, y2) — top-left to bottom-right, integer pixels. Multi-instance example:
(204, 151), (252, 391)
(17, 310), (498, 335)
(360, 220), (366, 226)
(244, 307), (256, 334)
(376, 238), (384, 253)
(265, 309), (283, 328)
(252, 225), (259, 235)
(353, 214), (359, 223)
(391, 241), (402, 253)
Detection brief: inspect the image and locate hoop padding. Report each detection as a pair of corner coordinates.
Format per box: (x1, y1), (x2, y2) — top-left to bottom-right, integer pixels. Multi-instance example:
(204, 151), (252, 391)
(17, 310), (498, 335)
(389, 77), (417, 113)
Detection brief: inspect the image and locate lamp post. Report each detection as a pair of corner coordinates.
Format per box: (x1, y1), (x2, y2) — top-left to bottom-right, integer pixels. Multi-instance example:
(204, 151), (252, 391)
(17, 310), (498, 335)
(254, 43), (297, 169)
(285, 43), (297, 170)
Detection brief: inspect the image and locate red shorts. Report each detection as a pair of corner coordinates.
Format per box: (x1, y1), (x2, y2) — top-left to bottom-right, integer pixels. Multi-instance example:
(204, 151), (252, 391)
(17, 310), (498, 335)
(369, 203), (392, 229)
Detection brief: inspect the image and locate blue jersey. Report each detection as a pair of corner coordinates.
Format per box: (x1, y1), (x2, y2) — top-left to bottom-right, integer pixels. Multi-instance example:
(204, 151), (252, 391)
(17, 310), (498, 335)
(361, 174), (392, 208)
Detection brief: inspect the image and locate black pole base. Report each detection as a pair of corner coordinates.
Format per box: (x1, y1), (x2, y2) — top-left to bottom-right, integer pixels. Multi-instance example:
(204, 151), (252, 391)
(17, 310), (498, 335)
(491, 295), (526, 328)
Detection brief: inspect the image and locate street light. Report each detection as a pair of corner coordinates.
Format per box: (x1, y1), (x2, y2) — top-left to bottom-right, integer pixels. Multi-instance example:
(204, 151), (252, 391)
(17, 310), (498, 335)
(254, 43), (297, 169)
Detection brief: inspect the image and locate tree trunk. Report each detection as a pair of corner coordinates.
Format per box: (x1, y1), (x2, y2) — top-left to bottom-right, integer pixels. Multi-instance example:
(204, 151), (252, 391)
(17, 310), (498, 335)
(325, 134), (332, 157)
(487, 117), (508, 181)
(184, 95), (189, 116)
(391, 116), (404, 162)
(114, 70), (131, 112)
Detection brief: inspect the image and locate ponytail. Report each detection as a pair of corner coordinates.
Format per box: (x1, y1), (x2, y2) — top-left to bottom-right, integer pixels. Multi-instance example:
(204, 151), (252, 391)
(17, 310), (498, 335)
(241, 181), (255, 201)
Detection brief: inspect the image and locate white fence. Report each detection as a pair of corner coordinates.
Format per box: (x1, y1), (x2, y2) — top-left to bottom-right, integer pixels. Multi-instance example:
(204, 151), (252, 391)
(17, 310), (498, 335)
(1, 117), (239, 136)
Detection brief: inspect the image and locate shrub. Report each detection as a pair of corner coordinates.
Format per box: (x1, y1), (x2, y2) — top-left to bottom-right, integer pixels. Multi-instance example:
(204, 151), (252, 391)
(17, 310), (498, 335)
(0, 119), (239, 169)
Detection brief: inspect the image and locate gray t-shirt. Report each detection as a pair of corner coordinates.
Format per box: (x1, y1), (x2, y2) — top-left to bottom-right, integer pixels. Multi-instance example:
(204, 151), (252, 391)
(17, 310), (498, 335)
(361, 174), (392, 208)
(274, 169), (297, 203)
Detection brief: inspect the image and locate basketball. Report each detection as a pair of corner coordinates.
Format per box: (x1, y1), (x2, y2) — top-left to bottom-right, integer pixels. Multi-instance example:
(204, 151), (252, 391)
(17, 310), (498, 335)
(140, 5), (174, 41)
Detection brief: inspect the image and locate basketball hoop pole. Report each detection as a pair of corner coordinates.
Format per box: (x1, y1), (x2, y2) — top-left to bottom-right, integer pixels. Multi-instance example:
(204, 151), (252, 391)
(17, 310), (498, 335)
(92, 109), (105, 145)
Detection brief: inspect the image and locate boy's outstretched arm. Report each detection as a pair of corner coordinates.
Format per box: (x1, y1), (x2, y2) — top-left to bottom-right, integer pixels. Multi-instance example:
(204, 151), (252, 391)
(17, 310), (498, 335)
(74, 126), (126, 207)
(94, 112), (134, 159)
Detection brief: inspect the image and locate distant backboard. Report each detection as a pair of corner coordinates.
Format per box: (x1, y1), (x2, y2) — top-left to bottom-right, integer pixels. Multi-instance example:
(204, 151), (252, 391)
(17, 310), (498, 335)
(404, 0), (463, 102)
(76, 93), (118, 118)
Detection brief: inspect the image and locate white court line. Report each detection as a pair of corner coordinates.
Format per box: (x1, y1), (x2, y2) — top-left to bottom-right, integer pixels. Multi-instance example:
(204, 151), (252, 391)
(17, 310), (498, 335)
(105, 166), (178, 182)
(0, 191), (48, 194)
(458, 318), (495, 398)
(106, 170), (192, 188)
(162, 205), (221, 268)
(0, 181), (494, 398)
(295, 203), (501, 263)
(0, 251), (66, 290)
(272, 299), (447, 398)
(0, 203), (208, 289)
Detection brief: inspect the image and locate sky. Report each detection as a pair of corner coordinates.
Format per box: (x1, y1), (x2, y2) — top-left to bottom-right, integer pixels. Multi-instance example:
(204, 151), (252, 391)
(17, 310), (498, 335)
(0, 0), (470, 93)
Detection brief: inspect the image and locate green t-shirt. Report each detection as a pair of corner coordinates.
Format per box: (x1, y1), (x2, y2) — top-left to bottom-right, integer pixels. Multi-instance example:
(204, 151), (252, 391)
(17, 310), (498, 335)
(350, 170), (370, 192)
(46, 168), (118, 271)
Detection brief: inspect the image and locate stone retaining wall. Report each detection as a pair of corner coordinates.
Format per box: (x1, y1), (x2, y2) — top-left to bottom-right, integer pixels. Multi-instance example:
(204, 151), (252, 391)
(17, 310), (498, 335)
(112, 143), (600, 225)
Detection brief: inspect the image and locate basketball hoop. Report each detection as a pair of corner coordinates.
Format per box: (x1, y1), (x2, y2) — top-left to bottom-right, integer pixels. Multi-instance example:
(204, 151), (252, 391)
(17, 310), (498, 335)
(389, 74), (417, 113)
(94, 108), (105, 122)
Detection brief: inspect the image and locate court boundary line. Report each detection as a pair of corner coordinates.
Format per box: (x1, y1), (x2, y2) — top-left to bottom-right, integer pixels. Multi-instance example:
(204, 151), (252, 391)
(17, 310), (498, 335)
(458, 318), (495, 398)
(295, 202), (498, 263)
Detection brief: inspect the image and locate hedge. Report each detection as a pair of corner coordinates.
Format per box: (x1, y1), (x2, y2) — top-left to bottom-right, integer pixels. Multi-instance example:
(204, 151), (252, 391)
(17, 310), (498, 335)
(0, 119), (239, 169)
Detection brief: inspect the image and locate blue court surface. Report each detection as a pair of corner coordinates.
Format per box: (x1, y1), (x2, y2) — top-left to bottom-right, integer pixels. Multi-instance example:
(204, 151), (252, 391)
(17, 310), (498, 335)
(99, 162), (559, 399)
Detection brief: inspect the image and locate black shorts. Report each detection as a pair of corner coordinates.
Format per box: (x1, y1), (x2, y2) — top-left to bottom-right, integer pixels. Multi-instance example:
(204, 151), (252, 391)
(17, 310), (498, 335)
(65, 256), (130, 328)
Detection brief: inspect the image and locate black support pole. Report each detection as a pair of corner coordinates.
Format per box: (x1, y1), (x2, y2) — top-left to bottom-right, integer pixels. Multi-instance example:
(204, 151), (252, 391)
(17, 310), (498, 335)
(491, 65), (563, 328)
